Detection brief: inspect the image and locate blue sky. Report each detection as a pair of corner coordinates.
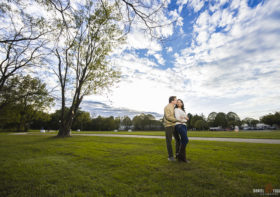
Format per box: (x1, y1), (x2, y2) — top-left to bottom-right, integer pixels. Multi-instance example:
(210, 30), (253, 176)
(11, 0), (277, 120)
(80, 0), (280, 120)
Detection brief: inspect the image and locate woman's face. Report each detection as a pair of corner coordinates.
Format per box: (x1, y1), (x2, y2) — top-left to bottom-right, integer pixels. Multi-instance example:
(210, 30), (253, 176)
(177, 100), (183, 108)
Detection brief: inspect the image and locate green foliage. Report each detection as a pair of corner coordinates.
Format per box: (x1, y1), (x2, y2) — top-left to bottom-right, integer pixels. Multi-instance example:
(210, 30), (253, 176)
(48, 1), (125, 136)
(186, 113), (193, 129)
(207, 112), (217, 127)
(91, 116), (119, 131)
(73, 2), (123, 96)
(132, 114), (163, 131)
(0, 75), (54, 131)
(121, 116), (132, 130)
(190, 114), (204, 129)
(29, 111), (51, 130)
(72, 110), (91, 130)
(242, 117), (260, 127)
(190, 112), (241, 130)
(261, 112), (280, 126)
(194, 119), (209, 130)
(226, 112), (241, 128)
(214, 112), (227, 128)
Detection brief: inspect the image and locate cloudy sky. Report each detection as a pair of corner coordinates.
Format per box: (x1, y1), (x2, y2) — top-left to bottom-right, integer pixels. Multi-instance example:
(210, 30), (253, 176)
(9, 0), (278, 119)
(78, 0), (280, 120)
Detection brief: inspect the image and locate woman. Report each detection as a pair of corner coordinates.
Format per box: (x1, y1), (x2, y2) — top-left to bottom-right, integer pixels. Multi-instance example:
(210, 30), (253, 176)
(174, 99), (190, 163)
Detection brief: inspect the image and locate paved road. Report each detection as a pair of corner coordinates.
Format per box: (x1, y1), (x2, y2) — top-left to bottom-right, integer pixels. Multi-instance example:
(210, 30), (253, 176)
(11, 133), (280, 144)
(72, 134), (280, 144)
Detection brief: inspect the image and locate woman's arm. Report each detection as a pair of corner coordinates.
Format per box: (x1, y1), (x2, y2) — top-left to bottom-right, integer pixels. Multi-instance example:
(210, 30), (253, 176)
(175, 109), (187, 123)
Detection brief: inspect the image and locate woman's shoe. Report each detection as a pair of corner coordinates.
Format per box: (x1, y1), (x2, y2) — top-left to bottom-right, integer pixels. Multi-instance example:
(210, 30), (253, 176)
(168, 157), (176, 161)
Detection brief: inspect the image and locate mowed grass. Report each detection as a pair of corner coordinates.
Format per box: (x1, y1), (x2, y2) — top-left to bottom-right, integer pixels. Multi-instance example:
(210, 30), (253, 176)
(0, 134), (279, 196)
(29, 130), (280, 139)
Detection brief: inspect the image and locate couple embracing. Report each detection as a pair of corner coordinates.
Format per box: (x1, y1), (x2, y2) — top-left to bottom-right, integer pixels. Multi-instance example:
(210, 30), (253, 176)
(163, 96), (190, 163)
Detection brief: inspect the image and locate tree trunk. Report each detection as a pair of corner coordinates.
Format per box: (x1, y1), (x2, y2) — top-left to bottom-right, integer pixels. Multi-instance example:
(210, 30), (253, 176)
(57, 101), (81, 137)
(57, 114), (73, 137)
(17, 111), (25, 132)
(57, 124), (71, 137)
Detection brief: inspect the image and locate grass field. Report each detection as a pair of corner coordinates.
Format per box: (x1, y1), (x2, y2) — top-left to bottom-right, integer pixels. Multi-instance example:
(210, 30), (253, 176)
(28, 130), (280, 139)
(0, 134), (279, 196)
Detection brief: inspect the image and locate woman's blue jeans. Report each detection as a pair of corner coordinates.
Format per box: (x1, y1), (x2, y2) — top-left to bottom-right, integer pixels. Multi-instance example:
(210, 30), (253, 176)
(175, 124), (189, 147)
(175, 124), (189, 160)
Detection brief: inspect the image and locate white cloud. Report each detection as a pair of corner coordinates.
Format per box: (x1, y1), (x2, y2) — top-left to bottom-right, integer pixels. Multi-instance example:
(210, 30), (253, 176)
(190, 0), (205, 12)
(79, 0), (280, 119)
(177, 0), (205, 13)
(125, 29), (162, 52)
(173, 0), (280, 118)
(167, 47), (173, 52)
(5, 0), (279, 120)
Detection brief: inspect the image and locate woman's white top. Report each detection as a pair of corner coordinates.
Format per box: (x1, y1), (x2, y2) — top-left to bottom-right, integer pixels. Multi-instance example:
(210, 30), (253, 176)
(174, 108), (188, 125)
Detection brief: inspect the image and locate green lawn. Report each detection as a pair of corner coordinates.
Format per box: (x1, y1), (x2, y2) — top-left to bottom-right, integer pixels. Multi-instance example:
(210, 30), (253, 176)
(29, 130), (280, 139)
(0, 134), (279, 196)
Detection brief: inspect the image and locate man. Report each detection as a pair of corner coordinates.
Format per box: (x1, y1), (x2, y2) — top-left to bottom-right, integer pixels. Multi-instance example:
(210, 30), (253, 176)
(163, 96), (181, 161)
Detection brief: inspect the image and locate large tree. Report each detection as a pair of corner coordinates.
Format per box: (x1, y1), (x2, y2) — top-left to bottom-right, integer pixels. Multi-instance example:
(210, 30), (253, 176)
(47, 1), (123, 137)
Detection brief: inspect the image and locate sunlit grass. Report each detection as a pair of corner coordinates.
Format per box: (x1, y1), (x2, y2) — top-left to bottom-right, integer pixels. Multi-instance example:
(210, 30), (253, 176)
(0, 134), (279, 196)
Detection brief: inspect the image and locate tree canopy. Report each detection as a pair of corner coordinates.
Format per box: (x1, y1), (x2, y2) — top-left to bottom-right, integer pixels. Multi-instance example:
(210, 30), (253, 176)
(0, 75), (54, 131)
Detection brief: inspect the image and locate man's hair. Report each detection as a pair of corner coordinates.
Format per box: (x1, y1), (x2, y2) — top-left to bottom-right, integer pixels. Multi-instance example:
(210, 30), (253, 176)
(169, 96), (176, 103)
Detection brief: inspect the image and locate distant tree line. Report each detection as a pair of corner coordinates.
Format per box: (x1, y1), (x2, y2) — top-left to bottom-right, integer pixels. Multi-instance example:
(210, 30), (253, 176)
(30, 110), (280, 131)
(1, 75), (279, 132)
(28, 112), (164, 131)
(260, 112), (280, 127)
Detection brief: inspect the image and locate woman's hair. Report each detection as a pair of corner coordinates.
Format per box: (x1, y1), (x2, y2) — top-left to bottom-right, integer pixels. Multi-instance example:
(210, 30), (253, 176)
(175, 99), (185, 112)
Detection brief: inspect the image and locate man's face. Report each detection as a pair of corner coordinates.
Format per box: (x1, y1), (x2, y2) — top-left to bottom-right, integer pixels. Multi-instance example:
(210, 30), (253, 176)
(172, 98), (177, 105)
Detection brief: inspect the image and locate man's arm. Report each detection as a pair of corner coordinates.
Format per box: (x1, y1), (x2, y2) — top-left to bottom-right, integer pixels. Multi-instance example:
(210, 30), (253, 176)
(164, 107), (177, 122)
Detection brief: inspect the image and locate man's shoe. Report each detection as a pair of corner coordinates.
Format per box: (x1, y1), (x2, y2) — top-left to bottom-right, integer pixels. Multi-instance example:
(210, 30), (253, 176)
(168, 157), (176, 161)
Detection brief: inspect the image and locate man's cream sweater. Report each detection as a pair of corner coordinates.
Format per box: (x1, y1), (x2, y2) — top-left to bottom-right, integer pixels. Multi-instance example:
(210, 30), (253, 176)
(163, 103), (177, 127)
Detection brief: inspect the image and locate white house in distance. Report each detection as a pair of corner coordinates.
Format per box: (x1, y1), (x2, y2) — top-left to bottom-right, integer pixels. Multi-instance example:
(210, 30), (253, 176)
(119, 125), (134, 131)
(242, 123), (276, 130)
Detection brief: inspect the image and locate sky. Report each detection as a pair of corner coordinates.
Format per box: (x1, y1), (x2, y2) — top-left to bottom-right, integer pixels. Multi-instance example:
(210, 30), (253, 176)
(3, 0), (279, 120)
(80, 0), (280, 120)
